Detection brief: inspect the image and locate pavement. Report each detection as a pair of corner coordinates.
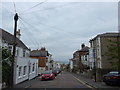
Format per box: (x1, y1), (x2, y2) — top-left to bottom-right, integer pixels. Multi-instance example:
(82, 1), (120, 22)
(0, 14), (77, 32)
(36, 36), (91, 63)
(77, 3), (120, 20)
(70, 72), (120, 89)
(13, 77), (39, 88)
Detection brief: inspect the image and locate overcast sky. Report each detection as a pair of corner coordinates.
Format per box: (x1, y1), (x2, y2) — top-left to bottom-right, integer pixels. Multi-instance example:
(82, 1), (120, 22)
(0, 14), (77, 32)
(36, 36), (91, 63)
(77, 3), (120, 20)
(1, 1), (118, 63)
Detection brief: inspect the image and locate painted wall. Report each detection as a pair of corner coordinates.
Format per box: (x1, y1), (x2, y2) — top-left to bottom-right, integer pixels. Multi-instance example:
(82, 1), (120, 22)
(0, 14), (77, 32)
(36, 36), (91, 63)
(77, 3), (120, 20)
(15, 57), (38, 84)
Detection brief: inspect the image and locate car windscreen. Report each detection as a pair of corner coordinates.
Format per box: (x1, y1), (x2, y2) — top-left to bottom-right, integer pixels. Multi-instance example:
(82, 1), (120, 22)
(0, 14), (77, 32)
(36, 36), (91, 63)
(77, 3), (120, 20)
(108, 71), (119, 75)
(52, 70), (57, 72)
(42, 71), (52, 74)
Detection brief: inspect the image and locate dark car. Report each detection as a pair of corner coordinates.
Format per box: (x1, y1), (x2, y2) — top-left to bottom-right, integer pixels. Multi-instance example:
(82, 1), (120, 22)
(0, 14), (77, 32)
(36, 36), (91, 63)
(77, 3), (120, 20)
(103, 71), (120, 85)
(41, 70), (55, 81)
(52, 70), (57, 76)
(56, 68), (61, 74)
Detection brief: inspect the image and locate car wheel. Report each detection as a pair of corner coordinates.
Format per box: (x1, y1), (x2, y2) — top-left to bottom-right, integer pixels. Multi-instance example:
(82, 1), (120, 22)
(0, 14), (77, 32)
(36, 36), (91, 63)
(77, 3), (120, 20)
(105, 82), (110, 86)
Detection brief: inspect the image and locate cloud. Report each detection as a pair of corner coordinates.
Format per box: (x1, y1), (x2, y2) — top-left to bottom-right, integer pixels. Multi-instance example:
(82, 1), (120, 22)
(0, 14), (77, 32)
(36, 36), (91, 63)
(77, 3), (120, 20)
(1, 2), (118, 62)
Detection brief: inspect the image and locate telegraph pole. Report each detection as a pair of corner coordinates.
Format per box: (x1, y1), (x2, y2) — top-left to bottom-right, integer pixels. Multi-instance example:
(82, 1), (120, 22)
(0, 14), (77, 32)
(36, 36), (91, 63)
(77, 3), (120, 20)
(11, 13), (18, 87)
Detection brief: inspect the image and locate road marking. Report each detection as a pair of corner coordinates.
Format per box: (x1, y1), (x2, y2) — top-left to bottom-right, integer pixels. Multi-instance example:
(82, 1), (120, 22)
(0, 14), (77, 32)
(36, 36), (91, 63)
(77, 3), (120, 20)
(73, 76), (94, 89)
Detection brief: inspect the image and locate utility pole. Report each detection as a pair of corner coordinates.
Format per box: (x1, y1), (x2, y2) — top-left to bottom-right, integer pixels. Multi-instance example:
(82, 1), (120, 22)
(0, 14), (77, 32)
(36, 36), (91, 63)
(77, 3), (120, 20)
(11, 13), (18, 88)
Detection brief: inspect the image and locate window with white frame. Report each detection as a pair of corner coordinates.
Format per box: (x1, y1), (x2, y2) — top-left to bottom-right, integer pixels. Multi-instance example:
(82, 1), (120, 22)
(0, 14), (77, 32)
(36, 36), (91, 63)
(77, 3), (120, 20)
(18, 66), (22, 77)
(32, 63), (35, 72)
(85, 55), (87, 61)
(23, 66), (27, 75)
(29, 63), (31, 73)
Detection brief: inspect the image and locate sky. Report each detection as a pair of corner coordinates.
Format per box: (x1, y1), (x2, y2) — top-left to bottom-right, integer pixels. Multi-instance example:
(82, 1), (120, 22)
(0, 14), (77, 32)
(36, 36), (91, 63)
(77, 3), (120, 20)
(0, 1), (118, 64)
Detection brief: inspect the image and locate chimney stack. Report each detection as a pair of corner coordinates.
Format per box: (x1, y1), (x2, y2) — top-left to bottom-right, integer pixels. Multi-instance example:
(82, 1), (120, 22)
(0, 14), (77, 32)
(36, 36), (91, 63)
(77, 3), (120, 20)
(81, 43), (85, 49)
(16, 29), (21, 39)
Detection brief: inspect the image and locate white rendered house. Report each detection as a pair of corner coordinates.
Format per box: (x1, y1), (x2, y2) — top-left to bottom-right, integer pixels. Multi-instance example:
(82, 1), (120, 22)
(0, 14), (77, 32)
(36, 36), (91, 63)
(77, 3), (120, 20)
(1, 28), (38, 84)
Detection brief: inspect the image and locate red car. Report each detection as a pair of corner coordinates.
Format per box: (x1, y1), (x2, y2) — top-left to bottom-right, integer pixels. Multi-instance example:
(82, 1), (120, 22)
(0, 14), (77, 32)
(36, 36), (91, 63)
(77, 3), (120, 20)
(41, 70), (55, 81)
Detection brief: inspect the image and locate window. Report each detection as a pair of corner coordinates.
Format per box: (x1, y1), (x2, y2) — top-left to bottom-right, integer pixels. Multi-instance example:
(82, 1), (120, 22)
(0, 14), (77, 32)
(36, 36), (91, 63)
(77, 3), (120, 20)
(23, 50), (26, 57)
(18, 66), (22, 76)
(23, 66), (27, 75)
(32, 63), (35, 72)
(29, 63), (31, 73)
(8, 45), (12, 52)
(16, 49), (19, 56)
(85, 55), (87, 61)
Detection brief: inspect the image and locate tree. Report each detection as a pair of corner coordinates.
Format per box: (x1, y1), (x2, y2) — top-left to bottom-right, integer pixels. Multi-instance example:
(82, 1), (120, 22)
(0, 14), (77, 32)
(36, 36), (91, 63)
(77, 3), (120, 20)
(2, 47), (13, 87)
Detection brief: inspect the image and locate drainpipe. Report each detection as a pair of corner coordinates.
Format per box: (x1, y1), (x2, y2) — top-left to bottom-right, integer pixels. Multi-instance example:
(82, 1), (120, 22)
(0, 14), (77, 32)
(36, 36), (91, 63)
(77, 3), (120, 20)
(93, 47), (96, 82)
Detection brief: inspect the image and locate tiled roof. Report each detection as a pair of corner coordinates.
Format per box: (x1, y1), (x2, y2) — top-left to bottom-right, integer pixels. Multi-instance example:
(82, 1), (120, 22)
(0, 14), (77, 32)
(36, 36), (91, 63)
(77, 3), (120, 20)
(80, 46), (89, 52)
(30, 50), (48, 57)
(0, 28), (29, 50)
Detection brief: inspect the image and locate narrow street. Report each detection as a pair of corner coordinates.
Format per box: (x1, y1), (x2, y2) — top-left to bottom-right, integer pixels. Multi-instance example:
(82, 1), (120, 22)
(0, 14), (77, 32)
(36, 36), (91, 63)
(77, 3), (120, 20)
(28, 71), (89, 88)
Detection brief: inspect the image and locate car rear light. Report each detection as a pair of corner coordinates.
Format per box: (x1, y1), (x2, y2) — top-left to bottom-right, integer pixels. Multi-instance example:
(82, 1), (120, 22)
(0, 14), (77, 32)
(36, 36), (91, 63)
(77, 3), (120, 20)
(112, 76), (119, 79)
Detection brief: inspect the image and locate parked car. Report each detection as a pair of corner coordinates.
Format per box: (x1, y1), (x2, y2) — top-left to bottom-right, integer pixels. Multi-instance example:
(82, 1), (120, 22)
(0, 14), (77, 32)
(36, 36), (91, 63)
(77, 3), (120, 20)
(56, 68), (61, 74)
(52, 70), (57, 76)
(41, 70), (55, 81)
(103, 71), (120, 85)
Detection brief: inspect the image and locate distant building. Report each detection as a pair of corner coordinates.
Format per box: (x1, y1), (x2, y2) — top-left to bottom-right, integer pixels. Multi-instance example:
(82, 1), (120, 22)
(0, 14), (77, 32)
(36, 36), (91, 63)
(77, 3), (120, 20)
(89, 32), (120, 70)
(69, 59), (73, 72)
(1, 28), (38, 84)
(81, 52), (89, 67)
(70, 44), (89, 72)
(30, 47), (52, 74)
(53, 61), (61, 69)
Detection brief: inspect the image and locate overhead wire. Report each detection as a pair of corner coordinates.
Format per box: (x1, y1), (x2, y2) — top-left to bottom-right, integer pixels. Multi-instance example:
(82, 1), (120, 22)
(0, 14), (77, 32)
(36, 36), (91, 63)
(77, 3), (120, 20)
(19, 16), (42, 32)
(19, 18), (42, 49)
(20, 2), (78, 15)
(19, 15), (81, 37)
(19, 0), (48, 15)
(2, 5), (15, 15)
(12, 0), (17, 13)
(19, 16), (48, 48)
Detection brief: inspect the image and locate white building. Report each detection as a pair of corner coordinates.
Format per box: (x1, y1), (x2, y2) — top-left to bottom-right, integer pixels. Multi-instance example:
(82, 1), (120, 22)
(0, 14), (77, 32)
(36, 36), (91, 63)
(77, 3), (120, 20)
(1, 28), (38, 85)
(81, 52), (89, 67)
(46, 54), (52, 70)
(53, 61), (61, 69)
(69, 59), (73, 72)
(88, 48), (94, 70)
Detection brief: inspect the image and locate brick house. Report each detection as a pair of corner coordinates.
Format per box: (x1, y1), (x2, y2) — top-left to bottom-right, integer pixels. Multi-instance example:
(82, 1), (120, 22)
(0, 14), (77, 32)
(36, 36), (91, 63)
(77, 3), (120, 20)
(30, 47), (52, 74)
(70, 44), (89, 73)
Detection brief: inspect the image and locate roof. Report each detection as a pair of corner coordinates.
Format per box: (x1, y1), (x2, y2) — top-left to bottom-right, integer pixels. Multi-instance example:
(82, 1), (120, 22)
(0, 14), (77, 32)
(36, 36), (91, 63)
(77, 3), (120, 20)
(0, 28), (29, 50)
(80, 46), (89, 52)
(90, 32), (120, 42)
(30, 49), (48, 57)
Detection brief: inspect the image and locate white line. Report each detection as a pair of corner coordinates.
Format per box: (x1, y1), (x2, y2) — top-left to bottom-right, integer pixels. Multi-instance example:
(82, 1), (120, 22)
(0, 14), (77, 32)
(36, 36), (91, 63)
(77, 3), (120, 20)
(73, 76), (93, 89)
